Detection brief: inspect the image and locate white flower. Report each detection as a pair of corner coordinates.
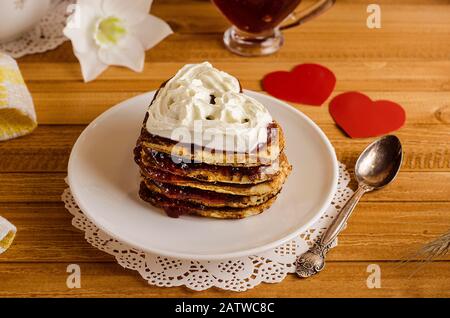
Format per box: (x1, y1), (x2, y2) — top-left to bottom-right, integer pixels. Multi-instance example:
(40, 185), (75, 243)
(64, 0), (173, 82)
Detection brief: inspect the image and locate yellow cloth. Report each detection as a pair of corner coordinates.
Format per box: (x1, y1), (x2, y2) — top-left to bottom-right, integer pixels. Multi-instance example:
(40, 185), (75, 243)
(0, 216), (16, 254)
(0, 53), (37, 141)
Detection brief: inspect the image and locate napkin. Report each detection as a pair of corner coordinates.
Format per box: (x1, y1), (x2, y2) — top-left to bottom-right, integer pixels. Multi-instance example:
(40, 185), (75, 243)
(0, 216), (16, 254)
(0, 53), (37, 141)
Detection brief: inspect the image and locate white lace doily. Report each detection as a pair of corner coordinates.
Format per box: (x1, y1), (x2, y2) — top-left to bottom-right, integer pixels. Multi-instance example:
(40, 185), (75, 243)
(62, 162), (353, 292)
(0, 0), (75, 58)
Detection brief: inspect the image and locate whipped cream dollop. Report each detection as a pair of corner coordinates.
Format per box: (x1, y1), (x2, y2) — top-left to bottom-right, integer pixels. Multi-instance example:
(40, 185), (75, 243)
(145, 62), (273, 153)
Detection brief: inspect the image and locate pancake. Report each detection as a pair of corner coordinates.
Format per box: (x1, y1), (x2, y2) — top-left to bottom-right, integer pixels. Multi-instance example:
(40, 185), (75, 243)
(137, 119), (285, 167)
(139, 154), (292, 196)
(139, 182), (279, 219)
(142, 178), (277, 208)
(136, 147), (287, 184)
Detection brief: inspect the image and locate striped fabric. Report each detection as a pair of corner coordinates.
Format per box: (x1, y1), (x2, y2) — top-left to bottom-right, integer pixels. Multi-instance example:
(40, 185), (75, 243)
(0, 53), (37, 141)
(0, 216), (16, 254)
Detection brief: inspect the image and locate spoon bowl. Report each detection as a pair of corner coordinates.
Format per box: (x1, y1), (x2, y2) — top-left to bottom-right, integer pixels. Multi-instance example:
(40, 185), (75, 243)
(355, 135), (403, 189)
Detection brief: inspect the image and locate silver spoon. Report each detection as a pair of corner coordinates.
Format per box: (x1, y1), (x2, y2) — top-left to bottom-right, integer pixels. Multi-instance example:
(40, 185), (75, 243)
(296, 135), (403, 278)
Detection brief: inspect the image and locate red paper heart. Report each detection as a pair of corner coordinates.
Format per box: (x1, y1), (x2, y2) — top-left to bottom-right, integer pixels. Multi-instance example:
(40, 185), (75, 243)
(329, 92), (406, 138)
(262, 63), (336, 106)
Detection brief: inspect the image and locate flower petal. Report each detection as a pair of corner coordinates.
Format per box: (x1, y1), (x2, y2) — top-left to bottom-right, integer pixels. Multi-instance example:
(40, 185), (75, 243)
(77, 0), (103, 11)
(64, 0), (102, 53)
(130, 15), (173, 50)
(98, 35), (145, 72)
(73, 49), (109, 82)
(64, 27), (97, 54)
(102, 0), (153, 25)
(70, 0), (103, 28)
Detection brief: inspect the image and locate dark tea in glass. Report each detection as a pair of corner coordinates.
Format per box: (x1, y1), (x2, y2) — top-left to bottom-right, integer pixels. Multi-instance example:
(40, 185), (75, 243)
(212, 0), (302, 34)
(212, 0), (336, 56)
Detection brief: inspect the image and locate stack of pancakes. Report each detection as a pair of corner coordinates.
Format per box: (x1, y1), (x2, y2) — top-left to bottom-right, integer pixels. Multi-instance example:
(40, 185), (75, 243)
(134, 88), (292, 219)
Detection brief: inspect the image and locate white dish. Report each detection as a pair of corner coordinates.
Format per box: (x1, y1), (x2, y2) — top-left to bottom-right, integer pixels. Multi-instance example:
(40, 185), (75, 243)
(68, 90), (338, 260)
(0, 0), (50, 43)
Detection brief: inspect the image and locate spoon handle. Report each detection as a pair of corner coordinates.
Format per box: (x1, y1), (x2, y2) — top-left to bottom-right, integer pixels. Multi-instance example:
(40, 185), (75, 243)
(320, 186), (367, 248)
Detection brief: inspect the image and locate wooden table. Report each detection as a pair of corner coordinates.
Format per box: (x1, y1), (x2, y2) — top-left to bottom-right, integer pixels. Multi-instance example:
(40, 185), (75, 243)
(0, 0), (449, 297)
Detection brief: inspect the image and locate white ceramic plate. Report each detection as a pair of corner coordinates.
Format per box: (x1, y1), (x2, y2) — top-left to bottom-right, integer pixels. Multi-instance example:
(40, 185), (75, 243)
(68, 90), (338, 260)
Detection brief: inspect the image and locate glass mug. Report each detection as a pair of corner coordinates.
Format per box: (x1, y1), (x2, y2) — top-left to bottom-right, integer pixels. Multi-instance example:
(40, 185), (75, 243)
(212, 0), (335, 56)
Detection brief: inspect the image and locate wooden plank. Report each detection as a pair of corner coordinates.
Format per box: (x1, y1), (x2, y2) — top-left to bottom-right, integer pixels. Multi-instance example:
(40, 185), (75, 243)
(17, 29), (450, 66)
(22, 61), (450, 94)
(0, 173), (67, 203)
(154, 1), (450, 34)
(0, 202), (448, 263)
(0, 126), (81, 172)
(330, 125), (450, 172)
(0, 261), (448, 297)
(150, 1), (450, 36)
(0, 171), (449, 203)
(0, 204), (112, 263)
(0, 125), (448, 172)
(27, 90), (450, 125)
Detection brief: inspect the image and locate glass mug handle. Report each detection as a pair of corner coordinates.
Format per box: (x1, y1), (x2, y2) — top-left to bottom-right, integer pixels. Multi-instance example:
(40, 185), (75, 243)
(280, 0), (336, 30)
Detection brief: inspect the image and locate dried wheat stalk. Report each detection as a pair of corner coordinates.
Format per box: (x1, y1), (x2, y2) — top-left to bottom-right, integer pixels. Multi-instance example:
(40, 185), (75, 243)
(401, 229), (450, 278)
